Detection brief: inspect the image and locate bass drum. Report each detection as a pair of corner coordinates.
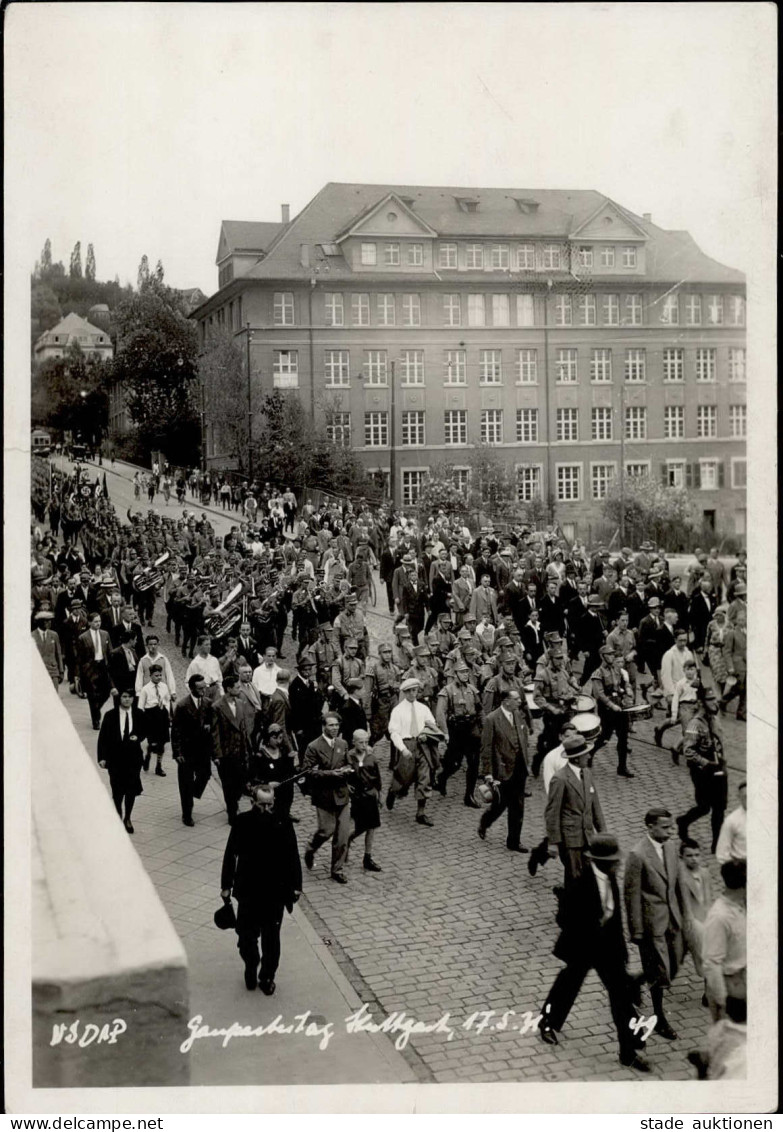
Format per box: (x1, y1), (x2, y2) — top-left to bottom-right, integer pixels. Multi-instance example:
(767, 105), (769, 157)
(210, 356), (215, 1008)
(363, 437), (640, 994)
(570, 711), (602, 743)
(524, 683), (542, 719)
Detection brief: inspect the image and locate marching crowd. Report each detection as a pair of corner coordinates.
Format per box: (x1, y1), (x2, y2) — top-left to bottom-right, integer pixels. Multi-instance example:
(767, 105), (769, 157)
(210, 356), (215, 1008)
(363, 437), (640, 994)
(30, 459), (747, 1079)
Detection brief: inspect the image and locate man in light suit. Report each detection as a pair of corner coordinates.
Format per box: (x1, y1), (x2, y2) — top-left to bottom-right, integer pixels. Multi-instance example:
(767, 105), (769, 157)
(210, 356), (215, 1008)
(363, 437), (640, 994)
(469, 574), (499, 626)
(33, 610), (64, 688)
(624, 807), (686, 1041)
(545, 736), (606, 886)
(303, 713), (352, 883)
(478, 688), (530, 852)
(76, 612), (114, 728)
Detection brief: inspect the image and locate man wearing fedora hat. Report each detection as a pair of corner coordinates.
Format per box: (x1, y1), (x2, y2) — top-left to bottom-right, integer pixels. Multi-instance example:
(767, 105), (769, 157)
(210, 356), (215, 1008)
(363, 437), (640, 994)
(538, 833), (650, 1072)
(33, 610), (64, 688)
(387, 678), (442, 826)
(545, 735), (606, 886)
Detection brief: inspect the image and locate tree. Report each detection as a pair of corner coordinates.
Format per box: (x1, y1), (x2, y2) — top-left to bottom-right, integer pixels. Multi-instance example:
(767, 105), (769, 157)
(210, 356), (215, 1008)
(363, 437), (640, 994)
(465, 444), (519, 525)
(85, 243), (96, 281)
(41, 238), (52, 273)
(31, 283), (62, 339)
(154, 259), (164, 283)
(137, 255), (150, 291)
(416, 464), (472, 522)
(31, 341), (109, 440)
(199, 327), (248, 466)
(601, 474), (697, 549)
(69, 241), (82, 279)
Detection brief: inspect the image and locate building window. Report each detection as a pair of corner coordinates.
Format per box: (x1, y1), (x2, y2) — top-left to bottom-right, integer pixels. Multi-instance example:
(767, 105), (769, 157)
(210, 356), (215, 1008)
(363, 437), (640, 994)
(444, 349), (466, 384)
(591, 463), (615, 499)
(625, 294), (643, 326)
(625, 405), (647, 439)
(324, 349), (350, 386)
(401, 410), (425, 446)
(729, 404), (747, 438)
(699, 460), (719, 490)
(273, 292), (294, 326)
(661, 294), (680, 325)
(377, 293), (396, 326)
(444, 410), (467, 446)
(663, 348), (684, 382)
(516, 408), (538, 443)
(479, 349), (503, 384)
(728, 296), (745, 326)
(439, 243), (458, 268)
(622, 246), (637, 268)
(364, 350), (387, 385)
(578, 246), (593, 269)
(557, 464), (581, 502)
(666, 460), (685, 488)
(664, 405), (685, 439)
(465, 244), (484, 269)
(352, 293), (370, 326)
(365, 411), (388, 447)
(602, 294), (620, 325)
(517, 244), (535, 270)
(592, 407), (613, 441)
(324, 293), (344, 327)
(480, 409), (503, 445)
(706, 295), (724, 325)
(590, 348), (612, 383)
(402, 294), (421, 326)
(685, 294), (702, 325)
(577, 294), (596, 326)
(728, 348), (746, 382)
(368, 469), (391, 496)
(452, 467), (470, 494)
(407, 243), (423, 266)
(402, 470), (426, 507)
(467, 294), (485, 326)
(626, 462), (650, 478)
(384, 243), (400, 266)
(326, 412), (351, 448)
(492, 294), (510, 326)
(696, 348), (717, 382)
(555, 295), (572, 326)
(443, 294), (461, 326)
(696, 405), (718, 438)
(517, 465), (542, 502)
(516, 293), (535, 326)
(731, 458), (747, 489)
(361, 242), (377, 266)
(555, 348), (578, 383)
(600, 246), (615, 268)
(556, 407), (579, 442)
(517, 348), (538, 383)
(400, 350), (424, 385)
(273, 350), (298, 388)
(542, 244), (561, 270)
(625, 348), (646, 382)
(490, 245), (509, 269)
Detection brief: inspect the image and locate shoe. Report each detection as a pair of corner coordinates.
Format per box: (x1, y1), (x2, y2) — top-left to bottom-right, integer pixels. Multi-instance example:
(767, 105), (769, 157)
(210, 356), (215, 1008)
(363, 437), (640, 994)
(621, 1053), (652, 1073)
(416, 813), (434, 827)
(143, 754), (151, 772)
(385, 791), (395, 811)
(227, 813), (235, 825)
(259, 978), (276, 996)
(244, 963), (258, 991)
(290, 814), (300, 823)
(528, 852), (539, 877)
(701, 993), (709, 1009)
(653, 726), (663, 748)
(123, 818), (134, 834)
(304, 848), (315, 870)
(671, 749), (681, 766)
(478, 823), (487, 841)
(654, 1019), (678, 1041)
(434, 776), (447, 796)
(331, 872), (348, 884)
(463, 796), (480, 809)
(539, 1025), (558, 1046)
(507, 844), (529, 853)
(155, 765), (166, 777)
(363, 856), (382, 872)
(617, 768), (635, 778)
(182, 815), (195, 827)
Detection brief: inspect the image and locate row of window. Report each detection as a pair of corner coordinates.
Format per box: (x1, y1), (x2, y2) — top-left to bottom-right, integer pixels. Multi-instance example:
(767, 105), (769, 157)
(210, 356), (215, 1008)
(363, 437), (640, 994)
(397, 458), (747, 508)
(358, 241), (640, 271)
(272, 346), (747, 387)
(270, 290), (745, 328)
(327, 403), (747, 449)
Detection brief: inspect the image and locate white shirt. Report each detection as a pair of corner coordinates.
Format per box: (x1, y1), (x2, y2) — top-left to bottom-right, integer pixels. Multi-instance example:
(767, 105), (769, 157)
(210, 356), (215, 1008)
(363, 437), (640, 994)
(92, 629), (103, 661)
(715, 806), (747, 865)
(647, 833), (665, 864)
(138, 680), (172, 712)
(252, 662), (281, 696)
(186, 653), (223, 690)
(591, 863), (615, 921)
(660, 645), (695, 696)
(500, 706), (514, 726)
(388, 699), (436, 752)
(135, 651), (176, 696)
(542, 744), (569, 794)
(568, 762), (582, 782)
(119, 707), (134, 737)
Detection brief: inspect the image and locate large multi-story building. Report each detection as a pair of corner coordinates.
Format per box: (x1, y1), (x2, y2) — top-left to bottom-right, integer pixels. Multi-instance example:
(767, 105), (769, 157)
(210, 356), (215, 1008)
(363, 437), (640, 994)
(193, 183), (746, 541)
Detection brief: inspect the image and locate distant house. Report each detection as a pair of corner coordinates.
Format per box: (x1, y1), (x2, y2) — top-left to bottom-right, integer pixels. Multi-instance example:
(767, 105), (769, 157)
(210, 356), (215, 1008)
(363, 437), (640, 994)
(34, 311), (114, 367)
(176, 287), (208, 315)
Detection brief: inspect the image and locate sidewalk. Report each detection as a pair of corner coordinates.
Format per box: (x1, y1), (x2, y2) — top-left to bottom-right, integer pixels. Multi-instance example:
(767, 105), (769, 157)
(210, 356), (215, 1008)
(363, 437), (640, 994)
(62, 687), (416, 1085)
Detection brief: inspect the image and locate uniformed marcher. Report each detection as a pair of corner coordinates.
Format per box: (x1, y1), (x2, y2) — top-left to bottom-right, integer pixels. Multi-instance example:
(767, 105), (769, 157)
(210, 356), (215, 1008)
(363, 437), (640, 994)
(401, 644), (439, 709)
(330, 638), (366, 709)
(435, 662), (483, 806)
(366, 643), (401, 744)
(532, 644), (580, 776)
(591, 645), (634, 777)
(676, 687), (728, 852)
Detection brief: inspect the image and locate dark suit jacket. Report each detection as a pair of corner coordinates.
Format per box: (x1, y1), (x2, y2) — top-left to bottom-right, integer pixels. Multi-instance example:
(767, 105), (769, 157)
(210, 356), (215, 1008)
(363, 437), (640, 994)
(545, 764), (605, 848)
(212, 695), (252, 764)
(503, 580), (526, 630)
(221, 808), (302, 906)
(97, 706), (146, 788)
(289, 674), (326, 751)
(689, 591), (717, 648)
(576, 610), (605, 654)
(539, 594), (566, 636)
(107, 618), (145, 656)
(479, 707), (529, 782)
(76, 628), (113, 698)
(554, 865), (627, 967)
(108, 644), (139, 696)
(399, 578), (428, 623)
(521, 622), (545, 666)
(517, 596), (539, 626)
(303, 734), (350, 812)
(236, 638), (262, 670)
(339, 697), (368, 745)
(662, 589), (689, 631)
(171, 694), (215, 766)
(625, 591), (646, 631)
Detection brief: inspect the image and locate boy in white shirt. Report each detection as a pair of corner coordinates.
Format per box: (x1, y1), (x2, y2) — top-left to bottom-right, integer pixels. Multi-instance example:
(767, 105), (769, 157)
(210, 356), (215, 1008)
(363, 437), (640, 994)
(138, 664), (173, 775)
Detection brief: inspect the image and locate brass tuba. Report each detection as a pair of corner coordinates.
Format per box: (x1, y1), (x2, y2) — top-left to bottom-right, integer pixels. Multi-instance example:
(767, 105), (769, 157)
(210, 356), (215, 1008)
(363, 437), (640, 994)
(133, 551), (171, 592)
(203, 582), (244, 639)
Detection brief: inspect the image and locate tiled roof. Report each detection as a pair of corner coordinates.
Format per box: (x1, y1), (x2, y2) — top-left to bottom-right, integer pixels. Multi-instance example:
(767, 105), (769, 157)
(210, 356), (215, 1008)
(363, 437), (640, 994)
(35, 311), (110, 348)
(220, 220), (286, 255)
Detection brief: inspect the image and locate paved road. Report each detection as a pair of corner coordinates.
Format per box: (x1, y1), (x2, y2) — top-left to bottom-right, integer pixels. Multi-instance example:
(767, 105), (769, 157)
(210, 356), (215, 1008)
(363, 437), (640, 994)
(59, 457), (746, 1083)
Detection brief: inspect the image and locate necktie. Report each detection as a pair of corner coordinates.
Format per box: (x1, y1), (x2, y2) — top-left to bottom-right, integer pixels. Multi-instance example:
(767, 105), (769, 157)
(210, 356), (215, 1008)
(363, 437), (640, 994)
(156, 685), (162, 706)
(409, 701), (419, 737)
(123, 712), (130, 740)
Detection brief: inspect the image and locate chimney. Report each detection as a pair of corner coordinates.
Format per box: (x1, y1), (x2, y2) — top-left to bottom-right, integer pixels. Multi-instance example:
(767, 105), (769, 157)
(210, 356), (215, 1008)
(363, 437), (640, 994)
(643, 212), (651, 222)
(281, 203), (290, 224)
(300, 243), (310, 268)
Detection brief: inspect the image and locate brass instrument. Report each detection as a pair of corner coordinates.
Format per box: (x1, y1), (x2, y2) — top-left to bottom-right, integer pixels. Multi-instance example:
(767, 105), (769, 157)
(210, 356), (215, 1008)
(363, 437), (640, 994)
(133, 551), (171, 592)
(203, 582), (244, 639)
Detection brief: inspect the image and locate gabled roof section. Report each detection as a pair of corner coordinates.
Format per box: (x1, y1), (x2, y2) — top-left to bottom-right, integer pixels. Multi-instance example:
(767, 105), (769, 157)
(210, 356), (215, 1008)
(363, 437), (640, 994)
(334, 192), (439, 242)
(35, 311), (112, 350)
(569, 197), (648, 241)
(216, 220), (285, 264)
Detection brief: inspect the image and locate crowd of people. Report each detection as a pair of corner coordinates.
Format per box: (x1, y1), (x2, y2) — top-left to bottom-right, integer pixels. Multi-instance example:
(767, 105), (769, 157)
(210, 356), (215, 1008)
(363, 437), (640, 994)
(30, 457), (747, 1080)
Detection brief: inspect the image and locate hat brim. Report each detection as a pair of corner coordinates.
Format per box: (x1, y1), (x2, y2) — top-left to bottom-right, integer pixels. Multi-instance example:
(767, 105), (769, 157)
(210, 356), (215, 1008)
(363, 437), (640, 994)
(583, 848), (622, 862)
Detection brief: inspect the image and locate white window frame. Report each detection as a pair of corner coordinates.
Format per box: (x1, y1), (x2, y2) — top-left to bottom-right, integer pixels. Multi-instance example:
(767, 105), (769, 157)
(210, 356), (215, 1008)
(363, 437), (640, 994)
(352, 293), (370, 326)
(729, 404), (747, 438)
(706, 295), (724, 325)
(555, 294), (572, 326)
(401, 410), (426, 446)
(377, 293), (396, 326)
(666, 460), (686, 488)
(578, 246), (594, 269)
(625, 405), (647, 440)
(625, 460), (651, 478)
(728, 296), (745, 326)
(480, 409), (503, 445)
(555, 348), (578, 383)
(364, 411), (388, 447)
(516, 293), (535, 327)
(490, 244), (510, 269)
(624, 348), (646, 382)
(625, 294), (643, 326)
(324, 293), (344, 327)
(685, 294), (702, 325)
(407, 243), (423, 266)
(491, 294), (510, 326)
(517, 244), (535, 270)
(590, 462), (616, 500)
(622, 246), (637, 268)
(577, 294), (596, 326)
(326, 412), (351, 448)
(516, 348), (538, 384)
(400, 349), (424, 385)
(465, 244), (484, 269)
(590, 348), (612, 383)
(360, 242), (377, 266)
(444, 409), (467, 446)
(451, 467), (471, 494)
(696, 348), (717, 383)
(661, 294), (680, 325)
(516, 407), (539, 443)
(728, 348), (746, 383)
(699, 458), (719, 491)
(556, 407), (579, 442)
(467, 294), (485, 327)
(591, 406), (613, 441)
(402, 468), (427, 507)
(730, 457), (747, 489)
(402, 293), (421, 327)
(364, 349), (388, 386)
(272, 349), (299, 388)
(384, 243), (400, 266)
(479, 349), (503, 385)
(603, 294), (620, 326)
(664, 405), (685, 440)
(696, 405), (718, 438)
(516, 463), (543, 502)
(600, 246), (615, 268)
(444, 349), (466, 385)
(663, 348), (684, 382)
(542, 244), (561, 270)
(439, 243), (458, 269)
(324, 349), (350, 387)
(273, 292), (294, 326)
(556, 463), (582, 502)
(443, 294), (462, 327)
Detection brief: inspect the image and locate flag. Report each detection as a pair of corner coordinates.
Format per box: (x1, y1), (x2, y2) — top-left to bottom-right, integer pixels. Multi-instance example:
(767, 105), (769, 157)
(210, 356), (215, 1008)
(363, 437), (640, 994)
(102, 473), (109, 499)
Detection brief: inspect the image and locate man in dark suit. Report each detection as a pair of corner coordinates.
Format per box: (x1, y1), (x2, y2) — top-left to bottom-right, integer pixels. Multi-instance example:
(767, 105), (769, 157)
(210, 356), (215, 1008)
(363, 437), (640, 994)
(338, 678), (368, 745)
(236, 620), (262, 670)
(288, 654), (326, 761)
(108, 630), (139, 700)
(545, 736), (606, 886)
(220, 785), (302, 994)
(539, 579), (566, 637)
(624, 807), (686, 1041)
(662, 575), (689, 633)
(171, 674), (215, 826)
(108, 602), (145, 656)
(97, 688), (147, 833)
(521, 609), (545, 668)
(302, 714), (352, 883)
(478, 688), (530, 852)
(213, 675), (253, 824)
(575, 596), (606, 686)
(502, 567), (527, 633)
(688, 578), (717, 652)
(399, 565), (428, 645)
(101, 590), (126, 636)
(538, 834), (650, 1072)
(76, 612), (114, 728)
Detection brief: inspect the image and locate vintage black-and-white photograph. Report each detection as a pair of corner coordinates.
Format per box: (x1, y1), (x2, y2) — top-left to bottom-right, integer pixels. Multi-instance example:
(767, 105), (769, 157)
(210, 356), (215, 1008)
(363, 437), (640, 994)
(5, 1), (776, 1115)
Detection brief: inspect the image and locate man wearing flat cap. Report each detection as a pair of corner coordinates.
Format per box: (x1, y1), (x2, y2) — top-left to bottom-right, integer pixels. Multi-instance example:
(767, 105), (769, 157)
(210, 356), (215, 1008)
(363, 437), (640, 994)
(386, 678), (442, 826)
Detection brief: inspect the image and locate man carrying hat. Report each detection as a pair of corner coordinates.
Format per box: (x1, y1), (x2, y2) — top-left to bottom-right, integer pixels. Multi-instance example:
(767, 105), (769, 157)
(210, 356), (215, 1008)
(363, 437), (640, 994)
(33, 610), (64, 689)
(545, 735), (606, 887)
(478, 688), (530, 852)
(386, 678), (442, 826)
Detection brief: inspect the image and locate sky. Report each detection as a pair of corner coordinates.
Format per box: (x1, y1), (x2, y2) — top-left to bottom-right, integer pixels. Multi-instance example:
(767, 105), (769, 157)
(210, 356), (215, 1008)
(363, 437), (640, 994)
(6, 2), (775, 297)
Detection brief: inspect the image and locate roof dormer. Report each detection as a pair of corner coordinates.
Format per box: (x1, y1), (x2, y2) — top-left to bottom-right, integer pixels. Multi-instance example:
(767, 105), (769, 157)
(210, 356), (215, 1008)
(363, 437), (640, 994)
(513, 197), (540, 213)
(455, 196), (480, 213)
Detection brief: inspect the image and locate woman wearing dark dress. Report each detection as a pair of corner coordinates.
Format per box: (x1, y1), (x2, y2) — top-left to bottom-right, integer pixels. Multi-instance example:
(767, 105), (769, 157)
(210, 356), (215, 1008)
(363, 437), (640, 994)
(346, 729), (383, 873)
(248, 725), (297, 819)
